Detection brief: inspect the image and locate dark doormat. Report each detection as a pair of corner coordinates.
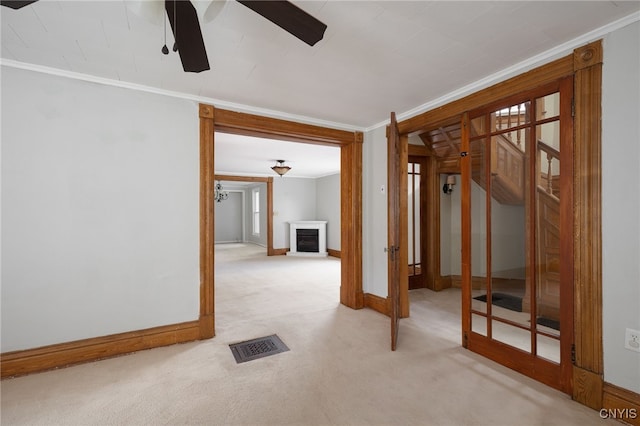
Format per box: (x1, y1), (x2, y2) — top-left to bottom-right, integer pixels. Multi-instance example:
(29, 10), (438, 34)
(536, 317), (560, 331)
(473, 293), (523, 312)
(229, 334), (290, 364)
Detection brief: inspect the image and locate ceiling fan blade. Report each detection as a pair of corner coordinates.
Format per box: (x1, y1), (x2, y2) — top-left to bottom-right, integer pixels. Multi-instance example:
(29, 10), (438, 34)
(165, 0), (210, 73)
(0, 0), (38, 9)
(236, 1), (327, 46)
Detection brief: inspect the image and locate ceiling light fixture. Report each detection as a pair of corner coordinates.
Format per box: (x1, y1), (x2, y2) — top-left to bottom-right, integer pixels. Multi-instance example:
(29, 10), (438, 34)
(271, 160), (291, 177)
(214, 180), (229, 203)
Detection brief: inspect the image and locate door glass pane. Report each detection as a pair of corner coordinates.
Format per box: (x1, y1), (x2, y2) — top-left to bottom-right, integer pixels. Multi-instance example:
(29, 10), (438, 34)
(490, 133), (528, 329)
(470, 116), (486, 137)
(472, 313), (487, 336)
(536, 122), (560, 197)
(536, 93), (560, 120)
(490, 100), (530, 351)
(491, 102), (530, 132)
(535, 117), (561, 360)
(537, 333), (560, 363)
(493, 320), (531, 353)
(470, 137), (488, 322)
(408, 171), (415, 268)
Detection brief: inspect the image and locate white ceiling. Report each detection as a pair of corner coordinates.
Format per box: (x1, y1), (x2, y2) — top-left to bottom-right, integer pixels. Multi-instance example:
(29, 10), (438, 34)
(214, 132), (340, 178)
(2, 0), (639, 177)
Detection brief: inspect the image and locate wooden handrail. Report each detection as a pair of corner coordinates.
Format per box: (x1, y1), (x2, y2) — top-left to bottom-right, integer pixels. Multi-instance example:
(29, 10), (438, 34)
(538, 139), (560, 160)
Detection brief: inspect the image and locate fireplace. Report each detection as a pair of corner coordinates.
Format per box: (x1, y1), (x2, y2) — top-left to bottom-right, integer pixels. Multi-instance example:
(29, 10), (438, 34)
(287, 221), (328, 257)
(296, 229), (319, 253)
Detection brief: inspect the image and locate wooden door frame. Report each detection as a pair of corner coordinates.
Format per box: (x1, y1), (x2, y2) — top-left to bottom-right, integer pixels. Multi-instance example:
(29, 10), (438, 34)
(395, 41), (603, 406)
(199, 104), (364, 339)
(213, 174), (275, 255)
(407, 147), (440, 293)
(407, 153), (428, 291)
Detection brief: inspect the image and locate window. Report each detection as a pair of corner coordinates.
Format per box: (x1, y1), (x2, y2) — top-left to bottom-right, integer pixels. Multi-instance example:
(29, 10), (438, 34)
(252, 188), (260, 235)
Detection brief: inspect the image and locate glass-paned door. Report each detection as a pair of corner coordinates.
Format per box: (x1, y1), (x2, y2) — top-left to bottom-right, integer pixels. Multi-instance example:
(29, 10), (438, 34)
(462, 77), (573, 393)
(408, 156), (425, 289)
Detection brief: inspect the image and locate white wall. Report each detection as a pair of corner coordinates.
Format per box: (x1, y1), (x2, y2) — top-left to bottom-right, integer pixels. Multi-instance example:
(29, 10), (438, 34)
(1, 67), (200, 352)
(272, 177), (317, 248)
(315, 173), (340, 251)
(602, 20), (640, 394)
(214, 191), (244, 243)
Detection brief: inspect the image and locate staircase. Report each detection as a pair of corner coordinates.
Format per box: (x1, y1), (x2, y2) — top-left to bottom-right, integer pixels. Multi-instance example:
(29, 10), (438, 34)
(470, 133), (525, 205)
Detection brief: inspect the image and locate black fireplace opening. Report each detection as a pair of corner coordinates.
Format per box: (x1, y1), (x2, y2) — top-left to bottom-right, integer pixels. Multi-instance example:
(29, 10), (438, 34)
(296, 229), (319, 253)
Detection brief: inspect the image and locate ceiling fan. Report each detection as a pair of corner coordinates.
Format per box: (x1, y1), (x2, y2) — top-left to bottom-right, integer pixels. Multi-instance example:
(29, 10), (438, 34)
(0, 0), (327, 73)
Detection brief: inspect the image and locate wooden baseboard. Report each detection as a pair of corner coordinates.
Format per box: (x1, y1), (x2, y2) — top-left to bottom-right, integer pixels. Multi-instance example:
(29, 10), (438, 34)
(328, 249), (341, 258)
(602, 383), (640, 425)
(433, 275), (452, 291)
(364, 293), (390, 316)
(1, 320), (203, 379)
(450, 275), (487, 290)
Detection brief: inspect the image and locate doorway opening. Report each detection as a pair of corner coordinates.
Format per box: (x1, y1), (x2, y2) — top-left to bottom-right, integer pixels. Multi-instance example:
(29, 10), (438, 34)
(199, 104), (363, 338)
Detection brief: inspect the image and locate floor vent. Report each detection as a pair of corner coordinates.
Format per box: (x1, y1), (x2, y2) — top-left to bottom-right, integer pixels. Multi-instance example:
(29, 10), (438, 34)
(229, 334), (289, 364)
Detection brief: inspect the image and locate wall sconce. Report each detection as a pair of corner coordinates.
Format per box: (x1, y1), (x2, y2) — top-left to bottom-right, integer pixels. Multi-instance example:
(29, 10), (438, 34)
(443, 175), (456, 194)
(271, 160), (291, 177)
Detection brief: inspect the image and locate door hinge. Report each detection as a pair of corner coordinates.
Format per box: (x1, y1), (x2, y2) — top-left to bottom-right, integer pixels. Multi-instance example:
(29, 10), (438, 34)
(384, 246), (400, 261)
(571, 343), (576, 364)
(571, 98), (575, 117)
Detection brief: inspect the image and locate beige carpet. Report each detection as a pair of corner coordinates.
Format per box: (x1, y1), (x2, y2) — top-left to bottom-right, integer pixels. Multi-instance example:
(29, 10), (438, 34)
(1, 243), (610, 425)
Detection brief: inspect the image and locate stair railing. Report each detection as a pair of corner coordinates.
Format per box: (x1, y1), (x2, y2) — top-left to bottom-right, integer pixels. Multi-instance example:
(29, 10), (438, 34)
(537, 139), (560, 196)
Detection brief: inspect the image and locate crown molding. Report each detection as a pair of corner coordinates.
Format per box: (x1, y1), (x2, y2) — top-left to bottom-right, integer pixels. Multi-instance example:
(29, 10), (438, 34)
(2, 10), (638, 134)
(365, 10), (640, 133)
(0, 58), (363, 133)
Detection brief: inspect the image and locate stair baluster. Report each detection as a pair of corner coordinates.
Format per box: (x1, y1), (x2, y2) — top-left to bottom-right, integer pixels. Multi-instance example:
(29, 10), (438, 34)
(546, 153), (553, 194)
(516, 104), (522, 149)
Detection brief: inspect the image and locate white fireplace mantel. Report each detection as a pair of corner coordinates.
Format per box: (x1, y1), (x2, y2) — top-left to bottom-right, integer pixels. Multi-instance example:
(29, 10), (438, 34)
(287, 221), (328, 257)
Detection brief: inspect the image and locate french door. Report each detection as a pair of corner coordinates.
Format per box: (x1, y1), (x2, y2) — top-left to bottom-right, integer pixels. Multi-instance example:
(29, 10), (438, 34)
(388, 112), (401, 351)
(408, 156), (427, 290)
(461, 77), (574, 393)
